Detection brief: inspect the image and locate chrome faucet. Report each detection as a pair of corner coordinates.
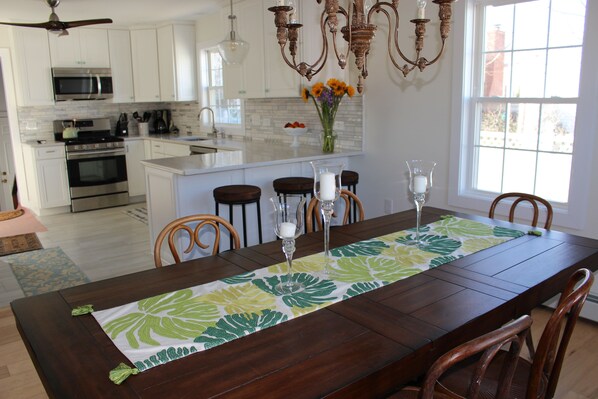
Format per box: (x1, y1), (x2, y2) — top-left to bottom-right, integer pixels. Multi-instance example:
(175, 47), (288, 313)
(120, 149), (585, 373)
(198, 107), (218, 137)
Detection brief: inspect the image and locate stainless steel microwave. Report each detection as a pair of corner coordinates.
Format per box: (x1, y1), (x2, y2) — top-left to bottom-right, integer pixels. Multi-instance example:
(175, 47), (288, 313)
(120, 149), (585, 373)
(51, 68), (113, 101)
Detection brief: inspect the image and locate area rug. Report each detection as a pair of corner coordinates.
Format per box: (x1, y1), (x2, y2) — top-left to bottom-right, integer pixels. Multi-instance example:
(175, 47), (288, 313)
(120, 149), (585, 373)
(0, 209), (24, 221)
(0, 207), (47, 238)
(3, 247), (89, 296)
(0, 233), (43, 256)
(123, 206), (148, 225)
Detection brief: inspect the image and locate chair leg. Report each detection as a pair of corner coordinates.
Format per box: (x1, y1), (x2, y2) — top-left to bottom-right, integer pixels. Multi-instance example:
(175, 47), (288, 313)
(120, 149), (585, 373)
(525, 327), (536, 359)
(229, 204), (234, 250)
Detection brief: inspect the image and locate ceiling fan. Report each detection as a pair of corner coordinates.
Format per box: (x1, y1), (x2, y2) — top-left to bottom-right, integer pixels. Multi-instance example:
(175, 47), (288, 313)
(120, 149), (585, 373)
(0, 0), (113, 37)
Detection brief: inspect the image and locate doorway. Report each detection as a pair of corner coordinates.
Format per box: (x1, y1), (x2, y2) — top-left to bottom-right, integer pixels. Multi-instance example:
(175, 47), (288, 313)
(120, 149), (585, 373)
(0, 63), (16, 211)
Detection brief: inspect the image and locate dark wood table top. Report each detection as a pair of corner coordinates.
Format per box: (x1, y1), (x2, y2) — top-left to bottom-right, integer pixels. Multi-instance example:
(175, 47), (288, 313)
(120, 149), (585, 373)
(11, 207), (598, 398)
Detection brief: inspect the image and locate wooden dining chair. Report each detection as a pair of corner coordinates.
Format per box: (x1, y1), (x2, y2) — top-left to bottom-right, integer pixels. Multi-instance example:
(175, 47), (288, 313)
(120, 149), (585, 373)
(438, 268), (594, 399)
(305, 189), (365, 233)
(489, 192), (553, 229)
(389, 315), (533, 399)
(153, 214), (240, 267)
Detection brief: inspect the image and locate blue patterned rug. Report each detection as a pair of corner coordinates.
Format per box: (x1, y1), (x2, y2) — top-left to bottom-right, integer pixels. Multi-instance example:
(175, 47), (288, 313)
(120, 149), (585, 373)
(3, 247), (89, 296)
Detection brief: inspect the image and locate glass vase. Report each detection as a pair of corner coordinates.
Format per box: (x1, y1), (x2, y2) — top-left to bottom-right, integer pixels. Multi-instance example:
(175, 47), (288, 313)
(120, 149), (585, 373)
(321, 127), (336, 153)
(310, 161), (343, 277)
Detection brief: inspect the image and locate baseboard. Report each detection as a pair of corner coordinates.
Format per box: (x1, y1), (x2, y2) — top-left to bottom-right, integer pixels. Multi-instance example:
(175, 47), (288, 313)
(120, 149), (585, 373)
(128, 195), (146, 204)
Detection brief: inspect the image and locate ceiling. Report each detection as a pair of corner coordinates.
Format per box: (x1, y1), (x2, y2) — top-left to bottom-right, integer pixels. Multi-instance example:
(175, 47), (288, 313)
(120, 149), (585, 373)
(0, 0), (225, 27)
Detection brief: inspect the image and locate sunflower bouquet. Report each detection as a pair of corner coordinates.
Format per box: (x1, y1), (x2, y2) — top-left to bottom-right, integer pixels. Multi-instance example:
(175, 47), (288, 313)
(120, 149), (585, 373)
(301, 79), (355, 153)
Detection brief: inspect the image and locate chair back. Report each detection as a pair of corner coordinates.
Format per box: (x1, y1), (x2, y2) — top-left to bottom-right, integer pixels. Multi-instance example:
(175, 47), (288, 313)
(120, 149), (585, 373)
(154, 214), (240, 267)
(305, 189), (365, 233)
(527, 268), (594, 399)
(416, 315), (532, 399)
(489, 192), (553, 229)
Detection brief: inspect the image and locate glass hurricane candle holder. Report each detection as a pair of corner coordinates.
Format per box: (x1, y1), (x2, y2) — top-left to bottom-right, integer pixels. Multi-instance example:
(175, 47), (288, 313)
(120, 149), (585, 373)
(406, 160), (436, 248)
(271, 195), (306, 294)
(310, 160), (343, 276)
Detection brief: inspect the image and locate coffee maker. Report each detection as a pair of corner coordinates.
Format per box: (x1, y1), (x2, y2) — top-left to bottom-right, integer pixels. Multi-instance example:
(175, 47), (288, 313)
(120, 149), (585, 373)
(115, 113), (129, 136)
(151, 110), (170, 134)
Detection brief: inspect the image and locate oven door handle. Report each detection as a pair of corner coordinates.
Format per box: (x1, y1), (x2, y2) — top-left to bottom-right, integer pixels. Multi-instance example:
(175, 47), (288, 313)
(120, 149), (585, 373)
(67, 149), (125, 160)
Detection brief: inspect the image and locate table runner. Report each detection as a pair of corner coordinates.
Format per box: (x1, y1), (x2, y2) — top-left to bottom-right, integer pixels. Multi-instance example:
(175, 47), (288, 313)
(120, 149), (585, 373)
(93, 216), (525, 372)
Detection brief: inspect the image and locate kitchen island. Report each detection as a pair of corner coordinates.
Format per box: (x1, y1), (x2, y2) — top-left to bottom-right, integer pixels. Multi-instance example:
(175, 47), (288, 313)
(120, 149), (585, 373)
(141, 138), (362, 263)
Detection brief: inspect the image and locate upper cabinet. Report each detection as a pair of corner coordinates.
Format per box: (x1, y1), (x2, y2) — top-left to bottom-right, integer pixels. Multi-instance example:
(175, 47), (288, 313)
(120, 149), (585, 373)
(49, 29), (110, 68)
(157, 24), (197, 102)
(223, 0), (300, 99)
(108, 30), (135, 103)
(130, 29), (161, 102)
(10, 28), (54, 106)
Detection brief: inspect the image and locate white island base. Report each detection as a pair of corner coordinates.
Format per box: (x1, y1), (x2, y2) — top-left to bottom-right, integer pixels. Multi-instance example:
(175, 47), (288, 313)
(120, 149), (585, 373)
(142, 143), (359, 265)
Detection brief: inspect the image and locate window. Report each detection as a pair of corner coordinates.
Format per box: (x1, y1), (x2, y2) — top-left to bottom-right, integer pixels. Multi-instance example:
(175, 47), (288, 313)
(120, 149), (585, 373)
(199, 49), (244, 132)
(449, 0), (597, 229)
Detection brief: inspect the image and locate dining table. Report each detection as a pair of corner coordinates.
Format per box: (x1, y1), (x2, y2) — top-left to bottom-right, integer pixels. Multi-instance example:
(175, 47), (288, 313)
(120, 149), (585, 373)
(11, 207), (598, 398)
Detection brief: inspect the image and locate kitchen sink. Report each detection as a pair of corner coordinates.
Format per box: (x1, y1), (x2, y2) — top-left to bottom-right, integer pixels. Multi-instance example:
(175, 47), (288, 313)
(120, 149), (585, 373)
(171, 136), (208, 142)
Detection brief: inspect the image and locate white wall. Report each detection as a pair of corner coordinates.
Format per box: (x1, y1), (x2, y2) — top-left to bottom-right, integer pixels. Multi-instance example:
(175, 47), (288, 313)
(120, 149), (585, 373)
(351, 1), (598, 240)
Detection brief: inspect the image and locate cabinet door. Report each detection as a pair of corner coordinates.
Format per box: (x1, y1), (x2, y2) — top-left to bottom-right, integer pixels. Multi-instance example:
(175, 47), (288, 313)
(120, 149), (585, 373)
(37, 158), (70, 208)
(164, 142), (191, 157)
(108, 30), (135, 103)
(49, 31), (81, 67)
(222, 0), (265, 99)
(79, 29), (110, 67)
(172, 25), (197, 102)
(125, 140), (147, 196)
(130, 29), (161, 102)
(11, 28), (54, 106)
(262, 0), (300, 97)
(157, 25), (176, 102)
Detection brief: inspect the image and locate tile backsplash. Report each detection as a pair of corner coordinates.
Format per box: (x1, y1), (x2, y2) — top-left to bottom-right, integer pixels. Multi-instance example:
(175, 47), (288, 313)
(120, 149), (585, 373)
(16, 96), (363, 151)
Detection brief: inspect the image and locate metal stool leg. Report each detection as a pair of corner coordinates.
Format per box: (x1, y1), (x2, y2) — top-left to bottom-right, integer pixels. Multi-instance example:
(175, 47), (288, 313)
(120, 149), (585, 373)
(256, 200), (262, 244)
(241, 204), (248, 247)
(229, 204), (234, 250)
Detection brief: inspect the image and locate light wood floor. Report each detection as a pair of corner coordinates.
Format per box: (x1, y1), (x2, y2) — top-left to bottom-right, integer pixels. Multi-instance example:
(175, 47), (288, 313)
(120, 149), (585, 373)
(0, 203), (154, 307)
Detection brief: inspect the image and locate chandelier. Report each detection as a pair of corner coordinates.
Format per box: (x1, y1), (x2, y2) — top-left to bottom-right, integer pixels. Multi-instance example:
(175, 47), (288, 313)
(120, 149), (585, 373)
(268, 0), (456, 93)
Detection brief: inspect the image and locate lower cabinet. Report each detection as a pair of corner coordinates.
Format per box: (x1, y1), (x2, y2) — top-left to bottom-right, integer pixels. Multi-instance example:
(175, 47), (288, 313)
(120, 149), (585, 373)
(150, 141), (191, 158)
(22, 144), (70, 214)
(124, 139), (147, 197)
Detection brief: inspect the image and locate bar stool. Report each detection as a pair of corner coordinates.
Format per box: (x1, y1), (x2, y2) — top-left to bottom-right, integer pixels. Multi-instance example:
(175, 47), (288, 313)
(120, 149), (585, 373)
(213, 184), (262, 248)
(341, 170), (359, 223)
(273, 177), (314, 232)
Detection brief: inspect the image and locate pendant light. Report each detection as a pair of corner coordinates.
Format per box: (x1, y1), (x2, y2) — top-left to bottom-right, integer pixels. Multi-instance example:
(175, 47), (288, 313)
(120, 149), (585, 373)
(218, 0), (249, 65)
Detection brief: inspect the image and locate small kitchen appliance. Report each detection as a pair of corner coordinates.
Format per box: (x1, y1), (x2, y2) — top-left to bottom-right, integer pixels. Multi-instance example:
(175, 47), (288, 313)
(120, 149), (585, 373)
(115, 113), (129, 136)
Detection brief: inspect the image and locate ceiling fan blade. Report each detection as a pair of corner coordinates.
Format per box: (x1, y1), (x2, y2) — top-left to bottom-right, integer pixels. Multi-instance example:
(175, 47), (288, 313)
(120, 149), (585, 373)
(62, 19), (113, 29)
(0, 21), (55, 29)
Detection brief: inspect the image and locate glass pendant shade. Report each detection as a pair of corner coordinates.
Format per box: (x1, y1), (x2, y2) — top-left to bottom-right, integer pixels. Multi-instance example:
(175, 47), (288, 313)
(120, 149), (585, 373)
(218, 30), (249, 65)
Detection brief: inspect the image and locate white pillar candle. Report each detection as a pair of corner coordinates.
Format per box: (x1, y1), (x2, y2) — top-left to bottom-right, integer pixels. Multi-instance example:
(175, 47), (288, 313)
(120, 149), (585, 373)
(280, 222), (296, 238)
(414, 175), (428, 194)
(319, 172), (336, 201)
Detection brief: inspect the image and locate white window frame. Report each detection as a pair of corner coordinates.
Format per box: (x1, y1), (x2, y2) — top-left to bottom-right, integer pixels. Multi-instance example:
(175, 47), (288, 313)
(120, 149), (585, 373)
(197, 44), (245, 136)
(448, 0), (598, 230)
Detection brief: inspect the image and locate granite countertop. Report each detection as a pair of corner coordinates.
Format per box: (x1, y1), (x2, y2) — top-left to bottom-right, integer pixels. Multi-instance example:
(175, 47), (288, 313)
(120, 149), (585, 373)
(141, 140), (362, 176)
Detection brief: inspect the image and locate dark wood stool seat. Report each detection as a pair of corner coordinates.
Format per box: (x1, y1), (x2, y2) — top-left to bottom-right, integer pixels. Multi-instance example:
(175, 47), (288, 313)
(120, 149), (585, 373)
(213, 185), (262, 248)
(273, 177), (314, 195)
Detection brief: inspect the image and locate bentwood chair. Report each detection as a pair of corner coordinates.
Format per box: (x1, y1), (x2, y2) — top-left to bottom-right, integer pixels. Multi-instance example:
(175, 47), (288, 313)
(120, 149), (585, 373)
(154, 214), (240, 267)
(489, 192), (553, 230)
(439, 268), (594, 399)
(489, 192), (554, 357)
(389, 315), (533, 399)
(306, 189), (365, 233)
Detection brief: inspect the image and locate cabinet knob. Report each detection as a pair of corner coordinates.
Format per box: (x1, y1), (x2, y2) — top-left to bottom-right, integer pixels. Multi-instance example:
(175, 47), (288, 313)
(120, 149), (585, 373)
(1, 179), (7, 183)
(1, 171), (6, 175)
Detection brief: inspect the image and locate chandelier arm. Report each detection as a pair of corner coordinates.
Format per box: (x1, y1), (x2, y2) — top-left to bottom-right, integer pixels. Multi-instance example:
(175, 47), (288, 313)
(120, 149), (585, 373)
(328, 5), (351, 70)
(306, 9), (333, 77)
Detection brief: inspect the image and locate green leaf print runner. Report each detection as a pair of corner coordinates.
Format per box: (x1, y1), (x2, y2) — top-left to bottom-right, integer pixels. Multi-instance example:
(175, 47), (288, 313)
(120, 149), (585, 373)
(93, 216), (524, 372)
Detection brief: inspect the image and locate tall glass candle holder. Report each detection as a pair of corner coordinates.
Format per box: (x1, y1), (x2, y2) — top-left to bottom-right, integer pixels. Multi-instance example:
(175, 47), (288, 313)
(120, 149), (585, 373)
(310, 161), (343, 276)
(271, 195), (306, 294)
(406, 160), (436, 248)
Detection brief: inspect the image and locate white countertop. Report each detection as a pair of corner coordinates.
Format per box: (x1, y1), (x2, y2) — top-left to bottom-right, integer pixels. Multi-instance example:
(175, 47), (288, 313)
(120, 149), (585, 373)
(141, 139), (362, 176)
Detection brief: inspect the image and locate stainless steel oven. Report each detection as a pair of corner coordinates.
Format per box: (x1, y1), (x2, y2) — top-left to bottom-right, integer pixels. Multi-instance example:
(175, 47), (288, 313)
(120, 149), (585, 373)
(55, 118), (129, 212)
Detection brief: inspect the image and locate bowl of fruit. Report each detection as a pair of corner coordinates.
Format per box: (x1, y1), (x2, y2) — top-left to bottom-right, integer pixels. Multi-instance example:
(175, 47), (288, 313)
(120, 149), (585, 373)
(283, 121), (308, 147)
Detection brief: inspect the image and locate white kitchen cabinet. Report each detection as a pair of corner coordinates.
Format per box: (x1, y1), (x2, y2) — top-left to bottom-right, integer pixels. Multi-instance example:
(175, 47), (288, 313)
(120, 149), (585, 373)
(223, 0), (265, 99)
(157, 24), (197, 102)
(124, 140), (147, 197)
(130, 29), (161, 102)
(150, 140), (191, 158)
(22, 144), (70, 214)
(10, 28), (54, 106)
(49, 29), (110, 67)
(222, 0), (300, 99)
(108, 30), (135, 103)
